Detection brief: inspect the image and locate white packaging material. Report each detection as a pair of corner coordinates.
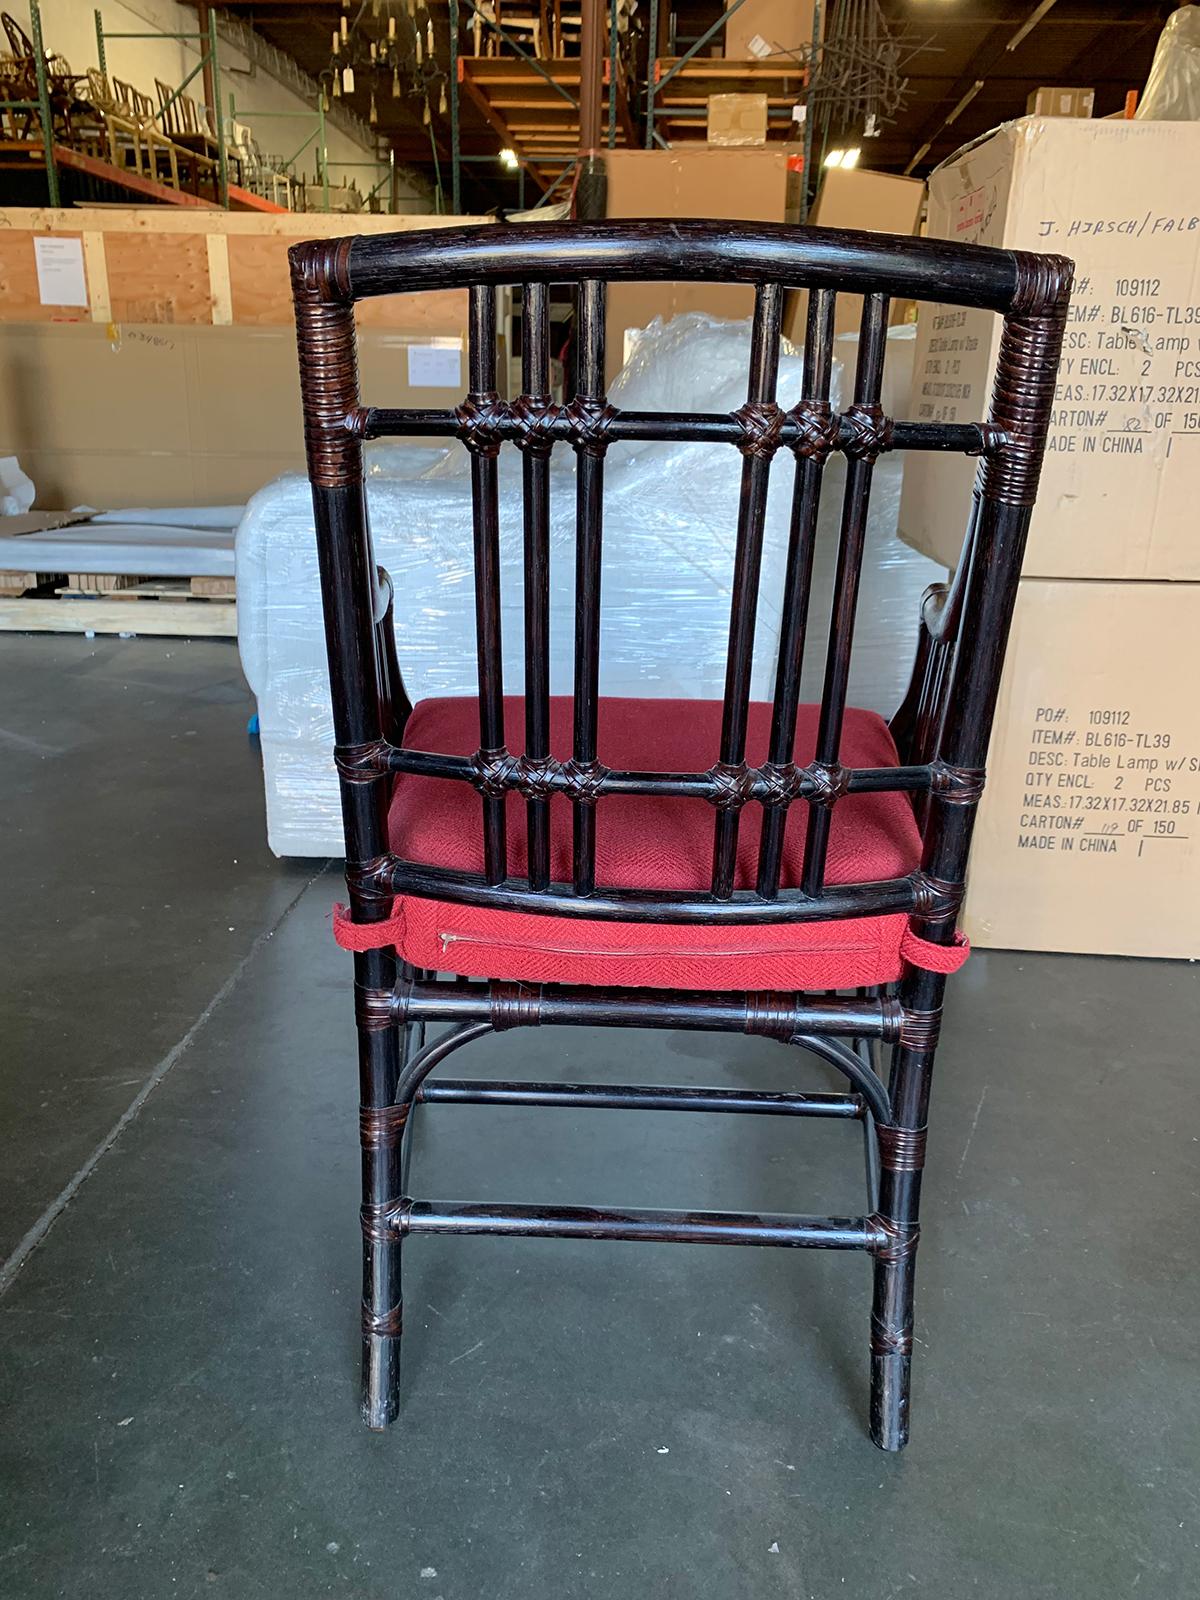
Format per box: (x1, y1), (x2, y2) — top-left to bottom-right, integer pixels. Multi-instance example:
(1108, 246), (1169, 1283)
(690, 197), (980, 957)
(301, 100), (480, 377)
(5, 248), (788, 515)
(8, 523), (235, 576)
(237, 316), (859, 857)
(88, 506), (243, 530)
(1136, 5), (1200, 122)
(0, 456), (35, 517)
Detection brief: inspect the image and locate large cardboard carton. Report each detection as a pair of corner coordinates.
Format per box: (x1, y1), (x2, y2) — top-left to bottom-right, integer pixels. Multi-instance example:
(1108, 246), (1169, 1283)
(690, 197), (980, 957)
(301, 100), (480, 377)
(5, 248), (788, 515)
(782, 168), (925, 343)
(899, 118), (1200, 581)
(724, 0), (816, 61)
(604, 148), (792, 379)
(965, 578), (1200, 959)
(0, 320), (489, 508)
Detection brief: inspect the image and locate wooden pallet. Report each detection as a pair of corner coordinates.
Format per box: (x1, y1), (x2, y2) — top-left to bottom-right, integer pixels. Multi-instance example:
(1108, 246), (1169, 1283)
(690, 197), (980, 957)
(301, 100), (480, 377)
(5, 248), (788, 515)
(0, 570), (236, 637)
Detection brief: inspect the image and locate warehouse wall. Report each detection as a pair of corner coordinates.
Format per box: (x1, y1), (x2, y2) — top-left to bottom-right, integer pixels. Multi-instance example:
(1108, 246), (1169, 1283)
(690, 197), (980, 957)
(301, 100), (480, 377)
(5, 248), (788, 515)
(26, 0), (429, 207)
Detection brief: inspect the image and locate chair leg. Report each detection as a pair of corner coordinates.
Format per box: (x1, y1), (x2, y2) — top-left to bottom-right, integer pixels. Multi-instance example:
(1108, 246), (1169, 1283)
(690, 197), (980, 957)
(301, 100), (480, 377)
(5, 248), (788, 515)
(869, 1223), (918, 1451)
(869, 967), (942, 1452)
(358, 950), (406, 1430)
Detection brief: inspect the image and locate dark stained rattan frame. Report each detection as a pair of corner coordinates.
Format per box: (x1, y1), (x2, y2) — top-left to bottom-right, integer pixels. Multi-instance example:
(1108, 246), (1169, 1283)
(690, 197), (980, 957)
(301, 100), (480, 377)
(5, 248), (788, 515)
(289, 219), (1072, 1451)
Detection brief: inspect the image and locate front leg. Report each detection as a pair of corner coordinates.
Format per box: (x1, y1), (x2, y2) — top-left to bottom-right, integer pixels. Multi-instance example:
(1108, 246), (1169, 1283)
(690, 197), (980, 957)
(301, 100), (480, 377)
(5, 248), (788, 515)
(357, 947), (406, 1430)
(869, 965), (942, 1451)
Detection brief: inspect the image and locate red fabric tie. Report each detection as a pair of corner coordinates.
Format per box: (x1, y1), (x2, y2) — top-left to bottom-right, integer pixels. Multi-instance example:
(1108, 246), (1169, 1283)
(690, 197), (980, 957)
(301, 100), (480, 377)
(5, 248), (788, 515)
(332, 902), (405, 951)
(899, 927), (970, 973)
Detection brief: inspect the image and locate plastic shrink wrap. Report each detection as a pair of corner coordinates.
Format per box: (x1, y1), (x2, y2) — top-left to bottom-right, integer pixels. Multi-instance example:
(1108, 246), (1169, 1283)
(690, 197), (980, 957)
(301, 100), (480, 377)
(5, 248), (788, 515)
(1136, 6), (1200, 122)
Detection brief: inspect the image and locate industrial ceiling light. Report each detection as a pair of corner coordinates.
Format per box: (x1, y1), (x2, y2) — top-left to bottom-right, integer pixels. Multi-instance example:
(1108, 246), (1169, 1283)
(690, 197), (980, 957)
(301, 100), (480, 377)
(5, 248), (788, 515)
(824, 146), (861, 168)
(499, 147), (519, 170)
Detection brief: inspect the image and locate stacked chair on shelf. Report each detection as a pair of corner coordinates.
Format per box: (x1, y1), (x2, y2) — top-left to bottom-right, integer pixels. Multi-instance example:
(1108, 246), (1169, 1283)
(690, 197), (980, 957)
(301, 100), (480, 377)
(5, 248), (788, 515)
(155, 79), (223, 196)
(0, 11), (88, 142)
(0, 5), (302, 207)
(84, 69), (180, 189)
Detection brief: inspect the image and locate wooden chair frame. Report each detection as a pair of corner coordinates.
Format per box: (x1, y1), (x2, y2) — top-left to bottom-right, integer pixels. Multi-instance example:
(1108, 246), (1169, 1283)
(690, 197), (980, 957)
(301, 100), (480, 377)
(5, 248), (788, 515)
(154, 78), (221, 195)
(289, 221), (1071, 1449)
(86, 72), (181, 190)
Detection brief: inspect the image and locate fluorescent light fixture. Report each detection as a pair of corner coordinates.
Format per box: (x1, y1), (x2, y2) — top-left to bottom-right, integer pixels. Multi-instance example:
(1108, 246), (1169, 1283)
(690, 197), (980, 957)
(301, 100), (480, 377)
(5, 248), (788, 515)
(499, 147), (519, 170)
(824, 146), (861, 169)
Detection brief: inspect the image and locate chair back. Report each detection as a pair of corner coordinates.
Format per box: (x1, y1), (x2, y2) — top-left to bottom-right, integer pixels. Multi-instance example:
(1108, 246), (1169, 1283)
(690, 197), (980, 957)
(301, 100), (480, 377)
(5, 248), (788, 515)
(289, 221), (1071, 944)
(155, 78), (183, 134)
(86, 67), (114, 110)
(1, 11), (33, 62)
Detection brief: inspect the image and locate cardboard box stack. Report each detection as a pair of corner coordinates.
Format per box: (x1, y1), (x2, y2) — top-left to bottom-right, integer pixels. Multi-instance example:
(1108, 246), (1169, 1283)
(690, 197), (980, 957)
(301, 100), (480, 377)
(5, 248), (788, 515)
(604, 153), (925, 379)
(899, 117), (1200, 960)
(603, 147), (795, 379)
(782, 167), (925, 341)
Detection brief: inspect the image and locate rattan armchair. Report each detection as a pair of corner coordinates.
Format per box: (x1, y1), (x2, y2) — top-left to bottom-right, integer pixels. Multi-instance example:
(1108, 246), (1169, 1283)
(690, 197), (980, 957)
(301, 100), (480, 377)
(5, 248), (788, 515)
(289, 221), (1071, 1449)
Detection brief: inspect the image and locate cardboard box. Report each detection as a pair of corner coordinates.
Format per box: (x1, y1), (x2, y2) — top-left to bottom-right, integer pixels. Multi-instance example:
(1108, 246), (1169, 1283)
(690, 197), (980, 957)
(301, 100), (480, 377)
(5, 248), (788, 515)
(1026, 86), (1094, 118)
(724, 0), (816, 61)
(782, 167), (925, 343)
(0, 320), (490, 508)
(604, 148), (793, 381)
(964, 578), (1200, 959)
(898, 118), (1200, 581)
(707, 93), (769, 146)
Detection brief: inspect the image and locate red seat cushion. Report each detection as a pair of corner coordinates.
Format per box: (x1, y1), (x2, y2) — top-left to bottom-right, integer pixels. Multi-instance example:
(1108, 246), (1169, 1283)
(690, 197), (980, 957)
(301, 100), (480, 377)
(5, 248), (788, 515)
(386, 695), (922, 991)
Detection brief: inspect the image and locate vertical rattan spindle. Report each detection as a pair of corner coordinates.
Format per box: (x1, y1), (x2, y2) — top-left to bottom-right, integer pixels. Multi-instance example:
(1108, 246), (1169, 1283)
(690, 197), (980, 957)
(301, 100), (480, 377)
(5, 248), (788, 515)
(756, 286), (836, 898)
(571, 278), (608, 896)
(466, 283), (508, 885)
(521, 282), (553, 890)
(800, 292), (890, 898)
(711, 281), (783, 899)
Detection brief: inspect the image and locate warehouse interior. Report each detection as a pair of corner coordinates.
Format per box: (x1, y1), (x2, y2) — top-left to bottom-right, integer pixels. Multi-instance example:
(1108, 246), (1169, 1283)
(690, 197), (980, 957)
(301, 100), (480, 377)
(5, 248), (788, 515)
(1, 3), (1198, 1597)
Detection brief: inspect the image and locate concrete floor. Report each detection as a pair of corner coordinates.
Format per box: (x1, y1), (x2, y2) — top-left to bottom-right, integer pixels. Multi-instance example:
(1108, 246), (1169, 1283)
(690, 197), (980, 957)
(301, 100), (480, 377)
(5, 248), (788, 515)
(2, 634), (1198, 1600)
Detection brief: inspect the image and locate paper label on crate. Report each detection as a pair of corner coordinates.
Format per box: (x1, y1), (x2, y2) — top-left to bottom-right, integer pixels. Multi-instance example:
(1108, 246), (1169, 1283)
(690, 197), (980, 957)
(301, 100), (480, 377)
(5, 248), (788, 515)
(746, 33), (773, 58)
(406, 340), (463, 388)
(34, 237), (88, 308)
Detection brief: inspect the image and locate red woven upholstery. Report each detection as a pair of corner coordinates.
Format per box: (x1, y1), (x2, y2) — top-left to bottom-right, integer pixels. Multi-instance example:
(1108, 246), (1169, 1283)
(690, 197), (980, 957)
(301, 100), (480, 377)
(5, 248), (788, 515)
(386, 696), (924, 990)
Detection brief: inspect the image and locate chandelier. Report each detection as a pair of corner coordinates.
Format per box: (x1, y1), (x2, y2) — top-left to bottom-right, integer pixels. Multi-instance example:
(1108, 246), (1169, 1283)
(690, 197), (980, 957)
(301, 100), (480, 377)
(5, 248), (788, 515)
(323, 0), (449, 127)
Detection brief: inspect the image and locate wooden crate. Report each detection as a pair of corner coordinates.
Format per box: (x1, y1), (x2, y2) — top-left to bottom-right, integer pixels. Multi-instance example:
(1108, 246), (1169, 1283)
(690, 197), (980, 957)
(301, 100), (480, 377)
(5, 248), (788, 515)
(0, 206), (490, 330)
(0, 207), (506, 509)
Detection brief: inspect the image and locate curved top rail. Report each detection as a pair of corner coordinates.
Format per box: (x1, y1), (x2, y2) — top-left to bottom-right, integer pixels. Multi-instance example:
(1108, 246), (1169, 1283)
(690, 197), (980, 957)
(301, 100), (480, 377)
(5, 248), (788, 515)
(291, 220), (1071, 318)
